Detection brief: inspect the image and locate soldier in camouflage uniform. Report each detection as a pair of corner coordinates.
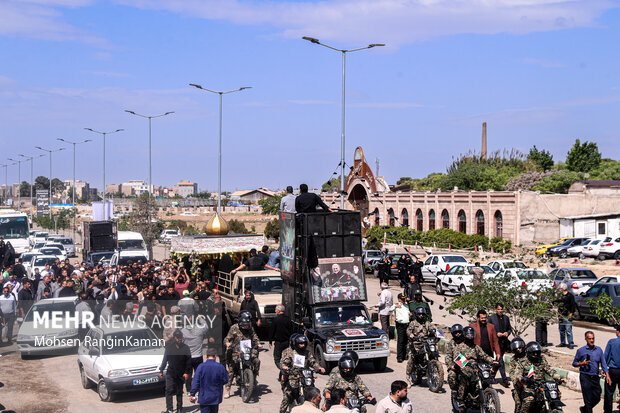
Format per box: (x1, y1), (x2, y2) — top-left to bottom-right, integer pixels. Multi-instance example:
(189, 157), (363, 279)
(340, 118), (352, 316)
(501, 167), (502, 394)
(279, 334), (325, 413)
(515, 341), (564, 413)
(454, 326), (496, 412)
(507, 337), (527, 413)
(408, 286), (432, 322)
(324, 355), (373, 411)
(224, 311), (261, 397)
(406, 306), (435, 381)
(445, 324), (465, 393)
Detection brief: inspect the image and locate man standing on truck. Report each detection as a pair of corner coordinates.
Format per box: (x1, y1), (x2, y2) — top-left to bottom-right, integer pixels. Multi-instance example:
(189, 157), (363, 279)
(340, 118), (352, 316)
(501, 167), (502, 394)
(280, 335), (325, 413)
(295, 184), (334, 213)
(231, 248), (280, 273)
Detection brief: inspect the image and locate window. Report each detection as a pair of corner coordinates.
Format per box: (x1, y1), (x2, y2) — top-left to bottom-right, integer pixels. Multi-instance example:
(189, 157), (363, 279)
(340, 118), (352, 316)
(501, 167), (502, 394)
(401, 209), (409, 227)
(388, 209), (395, 226)
(416, 209), (423, 231)
(494, 210), (503, 238)
(431, 256), (439, 265)
(442, 209), (450, 229)
(476, 210), (485, 235)
(429, 209), (436, 230)
(373, 208), (380, 226)
(458, 210), (466, 233)
(598, 222), (607, 235)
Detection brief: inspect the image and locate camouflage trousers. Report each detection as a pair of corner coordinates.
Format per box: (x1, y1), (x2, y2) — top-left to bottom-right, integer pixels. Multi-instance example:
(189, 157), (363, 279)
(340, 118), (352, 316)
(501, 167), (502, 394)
(447, 369), (457, 390)
(406, 343), (425, 376)
(520, 391), (536, 413)
(456, 371), (474, 404)
(280, 385), (298, 413)
(511, 388), (522, 413)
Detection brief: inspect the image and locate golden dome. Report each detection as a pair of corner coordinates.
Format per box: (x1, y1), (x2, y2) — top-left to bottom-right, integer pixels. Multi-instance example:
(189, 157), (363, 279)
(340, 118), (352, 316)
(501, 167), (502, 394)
(205, 212), (229, 235)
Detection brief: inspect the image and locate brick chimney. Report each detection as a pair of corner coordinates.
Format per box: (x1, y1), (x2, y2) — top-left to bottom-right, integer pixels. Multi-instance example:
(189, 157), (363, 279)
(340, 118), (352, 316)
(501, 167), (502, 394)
(481, 122), (487, 160)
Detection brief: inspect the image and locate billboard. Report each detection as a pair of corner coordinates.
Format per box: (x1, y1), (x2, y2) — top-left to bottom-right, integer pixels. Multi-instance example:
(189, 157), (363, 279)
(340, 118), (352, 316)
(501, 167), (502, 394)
(279, 211), (296, 281)
(36, 190), (49, 217)
(309, 256), (366, 304)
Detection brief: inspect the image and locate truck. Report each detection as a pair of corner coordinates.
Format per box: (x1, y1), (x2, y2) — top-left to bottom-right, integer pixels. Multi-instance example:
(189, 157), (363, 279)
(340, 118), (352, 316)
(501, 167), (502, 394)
(280, 211), (390, 372)
(82, 221), (117, 263)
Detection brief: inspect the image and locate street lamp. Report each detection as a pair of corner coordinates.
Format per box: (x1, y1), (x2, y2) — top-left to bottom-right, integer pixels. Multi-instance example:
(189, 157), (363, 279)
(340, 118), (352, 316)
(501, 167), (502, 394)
(19, 154), (44, 218)
(0, 163), (15, 206)
(189, 84), (251, 215)
(35, 146), (65, 218)
(124, 110), (174, 200)
(57, 138), (92, 240)
(84, 128), (123, 220)
(302, 36), (385, 209)
(7, 158), (22, 211)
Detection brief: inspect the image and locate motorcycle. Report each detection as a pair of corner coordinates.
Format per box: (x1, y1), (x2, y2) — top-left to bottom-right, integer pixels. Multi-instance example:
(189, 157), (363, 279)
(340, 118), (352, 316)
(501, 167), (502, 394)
(347, 397), (377, 413)
(282, 367), (316, 411)
(408, 336), (445, 393)
(233, 344), (257, 403)
(450, 361), (500, 413)
(520, 377), (565, 413)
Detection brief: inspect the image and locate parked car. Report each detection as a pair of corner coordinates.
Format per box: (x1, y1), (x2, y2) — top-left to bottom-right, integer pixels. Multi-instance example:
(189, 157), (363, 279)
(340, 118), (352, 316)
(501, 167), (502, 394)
(549, 267), (598, 295)
(435, 264), (495, 295)
(582, 238), (611, 258)
(567, 239), (594, 258)
(495, 268), (553, 293)
(594, 275), (620, 286)
(547, 237), (590, 258)
(575, 283), (620, 322)
(78, 324), (165, 402)
(486, 260), (528, 273)
(422, 254), (469, 282)
(535, 237), (574, 256)
(363, 249), (385, 273)
(599, 237), (620, 260)
(180, 211), (198, 217)
(32, 231), (49, 246)
(159, 229), (179, 243)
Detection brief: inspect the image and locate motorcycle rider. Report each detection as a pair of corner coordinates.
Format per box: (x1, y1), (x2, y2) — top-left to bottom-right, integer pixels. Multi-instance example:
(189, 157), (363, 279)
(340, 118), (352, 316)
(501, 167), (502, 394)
(406, 306), (435, 385)
(507, 337), (527, 413)
(454, 326), (496, 413)
(324, 355), (373, 411)
(280, 334), (326, 413)
(224, 310), (261, 398)
(445, 324), (465, 394)
(407, 286), (432, 322)
(517, 341), (565, 413)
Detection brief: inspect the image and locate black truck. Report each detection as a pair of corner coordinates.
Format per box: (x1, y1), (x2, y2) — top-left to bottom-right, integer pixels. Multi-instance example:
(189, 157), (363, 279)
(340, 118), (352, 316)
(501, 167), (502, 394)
(280, 211), (389, 372)
(82, 220), (117, 264)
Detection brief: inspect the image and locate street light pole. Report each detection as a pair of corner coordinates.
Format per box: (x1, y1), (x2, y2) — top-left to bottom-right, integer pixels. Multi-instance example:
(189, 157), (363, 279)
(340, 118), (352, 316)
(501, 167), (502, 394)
(57, 138), (91, 240)
(7, 158), (22, 211)
(84, 128), (123, 220)
(35, 146), (65, 218)
(302, 37), (385, 209)
(189, 84), (251, 214)
(19, 154), (43, 218)
(124, 111), (174, 200)
(0, 163), (14, 206)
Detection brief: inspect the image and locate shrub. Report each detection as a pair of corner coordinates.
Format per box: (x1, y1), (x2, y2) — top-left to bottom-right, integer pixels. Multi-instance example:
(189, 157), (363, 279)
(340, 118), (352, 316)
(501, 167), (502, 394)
(264, 218), (279, 240)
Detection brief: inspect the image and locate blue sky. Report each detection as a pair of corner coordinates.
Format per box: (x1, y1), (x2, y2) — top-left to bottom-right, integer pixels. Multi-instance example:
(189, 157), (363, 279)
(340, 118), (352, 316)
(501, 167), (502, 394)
(1, 0), (619, 192)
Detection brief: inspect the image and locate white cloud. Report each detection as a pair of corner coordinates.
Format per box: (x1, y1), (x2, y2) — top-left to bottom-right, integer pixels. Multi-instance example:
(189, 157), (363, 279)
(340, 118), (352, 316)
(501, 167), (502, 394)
(115, 0), (616, 46)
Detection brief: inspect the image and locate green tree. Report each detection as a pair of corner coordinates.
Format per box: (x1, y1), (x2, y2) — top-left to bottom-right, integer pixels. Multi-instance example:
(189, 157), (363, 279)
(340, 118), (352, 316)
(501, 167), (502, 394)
(396, 177), (413, 186)
(528, 145), (554, 171)
(125, 193), (163, 258)
(35, 176), (50, 191)
(264, 218), (280, 240)
(228, 219), (250, 234)
(194, 191), (213, 199)
(19, 181), (31, 197)
(531, 170), (583, 193)
(566, 139), (602, 173)
(258, 193), (283, 215)
(322, 176), (341, 192)
(587, 293), (620, 325)
(589, 159), (620, 180)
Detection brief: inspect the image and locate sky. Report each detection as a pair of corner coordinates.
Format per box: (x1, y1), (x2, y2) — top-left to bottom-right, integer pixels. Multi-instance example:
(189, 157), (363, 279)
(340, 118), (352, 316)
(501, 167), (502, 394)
(1, 0), (620, 193)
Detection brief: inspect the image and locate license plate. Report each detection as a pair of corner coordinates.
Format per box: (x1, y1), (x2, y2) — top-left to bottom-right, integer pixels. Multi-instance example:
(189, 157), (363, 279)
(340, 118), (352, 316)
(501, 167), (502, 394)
(133, 377), (159, 385)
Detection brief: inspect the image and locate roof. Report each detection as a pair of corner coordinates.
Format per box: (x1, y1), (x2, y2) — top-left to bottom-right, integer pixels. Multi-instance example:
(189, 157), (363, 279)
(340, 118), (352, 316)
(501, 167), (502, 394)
(562, 212), (620, 220)
(576, 180), (620, 187)
(230, 188), (276, 198)
(178, 181), (196, 186)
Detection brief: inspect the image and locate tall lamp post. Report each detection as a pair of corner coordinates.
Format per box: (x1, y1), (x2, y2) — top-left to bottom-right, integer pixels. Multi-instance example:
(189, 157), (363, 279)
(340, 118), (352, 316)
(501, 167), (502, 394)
(124, 111), (174, 200)
(302, 37), (385, 209)
(1, 163), (14, 206)
(57, 138), (92, 240)
(189, 84), (251, 215)
(35, 146), (65, 218)
(7, 158), (22, 211)
(19, 154), (44, 218)
(84, 128), (123, 220)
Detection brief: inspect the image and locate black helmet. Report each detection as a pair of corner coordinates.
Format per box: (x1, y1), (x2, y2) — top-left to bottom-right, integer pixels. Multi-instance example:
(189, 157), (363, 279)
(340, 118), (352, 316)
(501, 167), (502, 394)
(294, 334), (309, 354)
(451, 324), (464, 342)
(463, 326), (475, 343)
(238, 311), (252, 330)
(510, 337), (526, 355)
(341, 350), (359, 367)
(289, 333), (300, 348)
(526, 341), (542, 362)
(338, 356), (356, 379)
(414, 306), (427, 320)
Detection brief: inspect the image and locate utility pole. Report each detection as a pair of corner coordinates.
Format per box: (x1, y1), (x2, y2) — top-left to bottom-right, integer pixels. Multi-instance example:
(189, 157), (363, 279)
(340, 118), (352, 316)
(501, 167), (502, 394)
(375, 158), (380, 176)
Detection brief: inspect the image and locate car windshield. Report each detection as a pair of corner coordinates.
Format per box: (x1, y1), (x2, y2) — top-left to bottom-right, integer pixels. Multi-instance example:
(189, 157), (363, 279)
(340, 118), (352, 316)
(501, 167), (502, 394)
(33, 243), (46, 249)
(465, 265), (494, 275)
(118, 239), (145, 250)
(36, 232), (48, 238)
(91, 252), (113, 264)
(443, 256), (467, 263)
(46, 244), (65, 250)
(34, 257), (58, 266)
(118, 256), (147, 266)
(243, 276), (282, 295)
(580, 240), (592, 246)
(0, 216), (29, 239)
(57, 238), (73, 245)
(22, 253), (35, 263)
(102, 329), (162, 354)
(566, 270), (597, 279)
(314, 306), (370, 325)
(517, 270), (548, 280)
(503, 262), (527, 269)
(25, 301), (75, 322)
(366, 251), (383, 258)
(40, 248), (61, 255)
(591, 240), (602, 245)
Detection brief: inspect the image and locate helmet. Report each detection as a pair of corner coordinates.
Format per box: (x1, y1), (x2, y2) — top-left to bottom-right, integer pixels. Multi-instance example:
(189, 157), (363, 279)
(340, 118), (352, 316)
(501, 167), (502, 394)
(338, 356), (356, 379)
(289, 333), (300, 348)
(526, 341), (542, 363)
(294, 335), (309, 354)
(510, 337), (526, 356)
(412, 286), (422, 296)
(450, 324), (464, 343)
(238, 311), (252, 330)
(414, 306), (427, 321)
(463, 326), (475, 343)
(341, 350), (359, 367)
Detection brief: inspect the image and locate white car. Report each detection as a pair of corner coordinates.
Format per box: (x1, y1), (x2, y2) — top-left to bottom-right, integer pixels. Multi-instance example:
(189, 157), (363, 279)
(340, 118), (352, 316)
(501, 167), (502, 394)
(32, 231), (49, 245)
(110, 251), (149, 267)
(422, 254), (470, 282)
(30, 242), (47, 253)
(180, 211), (198, 217)
(435, 264), (495, 295)
(582, 238), (610, 258)
(17, 297), (80, 358)
(28, 255), (60, 277)
(39, 246), (67, 262)
(495, 268), (553, 293)
(599, 237), (620, 260)
(78, 325), (164, 402)
(48, 236), (76, 257)
(486, 260), (528, 273)
(159, 229), (179, 242)
(566, 239), (593, 258)
(20, 252), (37, 274)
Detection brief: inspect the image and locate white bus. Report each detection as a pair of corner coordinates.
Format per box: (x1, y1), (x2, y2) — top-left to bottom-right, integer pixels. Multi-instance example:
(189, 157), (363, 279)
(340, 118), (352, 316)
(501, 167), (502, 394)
(0, 210), (30, 255)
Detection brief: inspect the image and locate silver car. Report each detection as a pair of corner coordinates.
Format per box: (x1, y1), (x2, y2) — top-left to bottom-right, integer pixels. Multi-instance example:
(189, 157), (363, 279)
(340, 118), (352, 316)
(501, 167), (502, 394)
(549, 267), (598, 295)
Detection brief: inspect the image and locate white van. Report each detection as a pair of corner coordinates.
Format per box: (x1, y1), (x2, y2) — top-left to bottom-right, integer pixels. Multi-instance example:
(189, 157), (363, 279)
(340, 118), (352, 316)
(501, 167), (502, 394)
(117, 231), (148, 256)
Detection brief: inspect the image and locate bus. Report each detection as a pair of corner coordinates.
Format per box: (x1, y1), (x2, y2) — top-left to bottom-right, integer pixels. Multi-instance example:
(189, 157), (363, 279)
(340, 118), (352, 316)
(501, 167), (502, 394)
(0, 210), (30, 255)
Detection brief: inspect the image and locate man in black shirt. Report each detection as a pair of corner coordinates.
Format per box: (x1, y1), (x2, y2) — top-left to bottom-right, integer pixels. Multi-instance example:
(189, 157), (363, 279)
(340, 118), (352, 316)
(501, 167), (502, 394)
(555, 283), (577, 349)
(294, 183), (333, 213)
(12, 258), (27, 280)
(240, 290), (262, 327)
(159, 330), (192, 413)
(269, 304), (293, 368)
(488, 303), (512, 387)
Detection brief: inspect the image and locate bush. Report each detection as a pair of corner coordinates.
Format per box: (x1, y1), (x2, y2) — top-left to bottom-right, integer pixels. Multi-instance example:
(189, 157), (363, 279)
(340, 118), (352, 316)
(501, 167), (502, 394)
(490, 237), (512, 252)
(264, 218), (279, 240)
(228, 219), (250, 234)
